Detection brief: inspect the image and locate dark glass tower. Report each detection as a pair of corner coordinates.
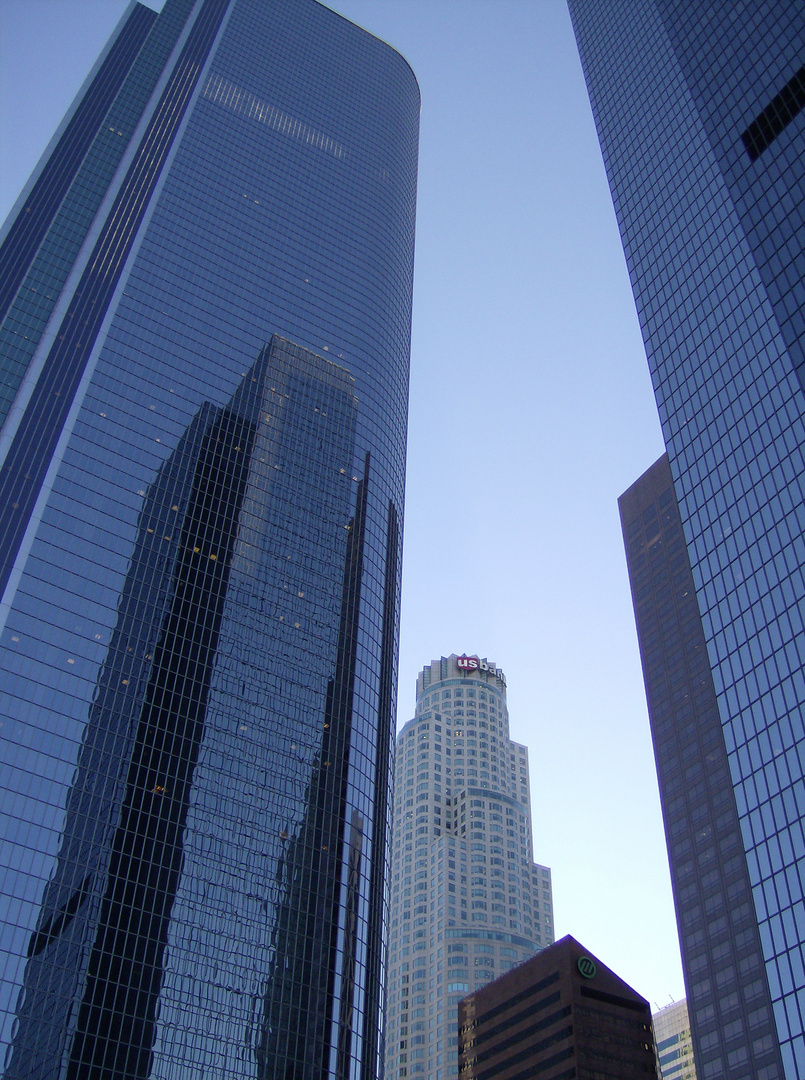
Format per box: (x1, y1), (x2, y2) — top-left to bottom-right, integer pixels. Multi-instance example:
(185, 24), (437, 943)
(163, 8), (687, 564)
(568, 2), (805, 1078)
(620, 456), (783, 1080)
(0, 3), (418, 1079)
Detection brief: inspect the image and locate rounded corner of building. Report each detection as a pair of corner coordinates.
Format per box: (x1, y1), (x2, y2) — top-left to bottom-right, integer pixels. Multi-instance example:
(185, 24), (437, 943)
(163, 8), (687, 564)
(318, 0), (421, 105)
(387, 45), (422, 108)
(379, 46), (421, 116)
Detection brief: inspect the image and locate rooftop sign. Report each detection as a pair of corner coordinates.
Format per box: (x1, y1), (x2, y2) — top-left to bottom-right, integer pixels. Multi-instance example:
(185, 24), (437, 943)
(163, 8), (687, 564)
(456, 655), (506, 686)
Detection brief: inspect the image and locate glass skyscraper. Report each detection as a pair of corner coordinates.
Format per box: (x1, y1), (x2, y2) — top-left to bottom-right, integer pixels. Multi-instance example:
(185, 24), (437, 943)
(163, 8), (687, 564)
(653, 997), (697, 1080)
(385, 654), (553, 1080)
(568, 2), (805, 1078)
(0, 2), (419, 1078)
(620, 456), (781, 1079)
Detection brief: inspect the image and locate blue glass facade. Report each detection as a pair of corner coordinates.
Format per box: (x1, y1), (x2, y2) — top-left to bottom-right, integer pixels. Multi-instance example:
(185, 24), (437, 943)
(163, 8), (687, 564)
(0, 2), (418, 1078)
(568, 2), (805, 1078)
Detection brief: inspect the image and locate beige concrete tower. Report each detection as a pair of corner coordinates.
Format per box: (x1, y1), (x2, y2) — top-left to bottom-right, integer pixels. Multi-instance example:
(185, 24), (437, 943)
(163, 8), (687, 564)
(384, 653), (553, 1080)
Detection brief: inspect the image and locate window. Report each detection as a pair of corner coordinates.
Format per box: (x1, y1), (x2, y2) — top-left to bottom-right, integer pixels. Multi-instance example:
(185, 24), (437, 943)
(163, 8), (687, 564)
(741, 65), (805, 161)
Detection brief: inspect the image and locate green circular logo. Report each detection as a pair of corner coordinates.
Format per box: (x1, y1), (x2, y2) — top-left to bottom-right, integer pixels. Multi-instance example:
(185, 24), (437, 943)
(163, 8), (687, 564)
(577, 957), (596, 979)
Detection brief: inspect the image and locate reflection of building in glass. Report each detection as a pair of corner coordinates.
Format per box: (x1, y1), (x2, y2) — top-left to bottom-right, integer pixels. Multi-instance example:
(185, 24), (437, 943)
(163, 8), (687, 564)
(0, 1), (418, 1077)
(385, 654), (553, 1080)
(654, 998), (697, 1080)
(569, 2), (804, 1077)
(12, 338), (361, 1077)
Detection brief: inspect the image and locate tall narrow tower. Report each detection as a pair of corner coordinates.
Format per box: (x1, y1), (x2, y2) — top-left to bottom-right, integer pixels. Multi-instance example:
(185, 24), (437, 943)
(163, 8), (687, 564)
(569, 2), (805, 1077)
(385, 654), (553, 1080)
(0, 2), (419, 1078)
(620, 456), (779, 1079)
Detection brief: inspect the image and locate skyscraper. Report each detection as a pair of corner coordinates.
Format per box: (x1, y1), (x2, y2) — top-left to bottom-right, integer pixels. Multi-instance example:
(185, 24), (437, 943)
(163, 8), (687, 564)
(0, 2), (419, 1078)
(567, 2), (805, 1078)
(653, 998), (697, 1080)
(619, 456), (782, 1079)
(385, 654), (553, 1080)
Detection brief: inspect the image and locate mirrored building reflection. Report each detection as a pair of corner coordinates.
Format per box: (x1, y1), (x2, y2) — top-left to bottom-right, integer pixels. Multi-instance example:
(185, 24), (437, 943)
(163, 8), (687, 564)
(0, 2), (418, 1078)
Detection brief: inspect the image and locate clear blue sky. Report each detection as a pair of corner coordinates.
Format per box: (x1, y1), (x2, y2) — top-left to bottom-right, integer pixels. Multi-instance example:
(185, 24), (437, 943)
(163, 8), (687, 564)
(0, 0), (680, 1007)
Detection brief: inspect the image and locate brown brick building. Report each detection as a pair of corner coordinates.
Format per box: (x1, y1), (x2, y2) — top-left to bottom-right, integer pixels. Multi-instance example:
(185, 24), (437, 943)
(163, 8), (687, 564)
(458, 935), (659, 1080)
